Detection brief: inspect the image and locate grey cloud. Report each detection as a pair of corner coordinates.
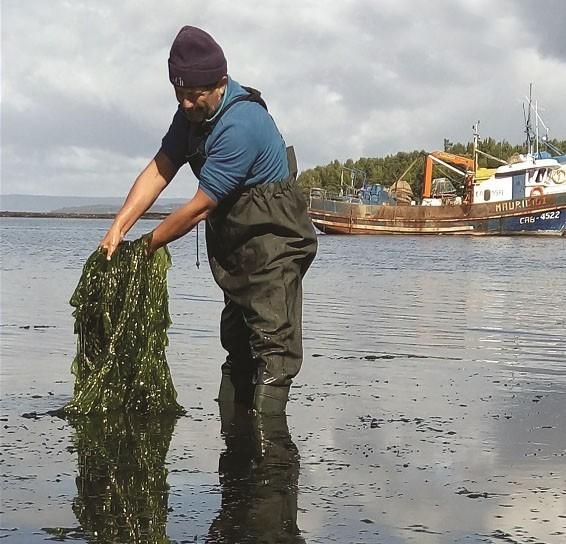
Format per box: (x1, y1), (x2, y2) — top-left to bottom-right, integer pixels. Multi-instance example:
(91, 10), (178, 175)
(3, 94), (158, 157)
(2, 0), (566, 196)
(509, 0), (566, 60)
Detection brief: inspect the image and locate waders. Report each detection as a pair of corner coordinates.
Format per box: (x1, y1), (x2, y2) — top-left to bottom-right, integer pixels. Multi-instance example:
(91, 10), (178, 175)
(207, 167), (317, 413)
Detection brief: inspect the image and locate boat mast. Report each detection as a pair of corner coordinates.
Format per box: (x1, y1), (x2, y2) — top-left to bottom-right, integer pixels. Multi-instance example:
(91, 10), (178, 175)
(525, 83), (534, 156)
(472, 121), (480, 173)
(525, 89), (555, 155)
(535, 99), (539, 155)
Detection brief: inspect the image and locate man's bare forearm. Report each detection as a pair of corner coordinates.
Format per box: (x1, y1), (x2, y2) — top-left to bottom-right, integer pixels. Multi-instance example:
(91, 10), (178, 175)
(114, 152), (178, 235)
(100, 152), (179, 259)
(150, 188), (217, 252)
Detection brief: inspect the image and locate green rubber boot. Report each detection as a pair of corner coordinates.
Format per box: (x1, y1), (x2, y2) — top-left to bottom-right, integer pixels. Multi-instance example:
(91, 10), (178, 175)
(253, 385), (290, 415)
(217, 372), (255, 407)
(217, 373), (236, 403)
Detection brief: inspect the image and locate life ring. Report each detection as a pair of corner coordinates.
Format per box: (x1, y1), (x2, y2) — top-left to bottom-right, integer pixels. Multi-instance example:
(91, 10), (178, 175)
(550, 167), (566, 184)
(530, 186), (544, 197)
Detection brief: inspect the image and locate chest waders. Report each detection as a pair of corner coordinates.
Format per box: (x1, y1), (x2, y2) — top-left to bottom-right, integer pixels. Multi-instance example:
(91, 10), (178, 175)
(187, 88), (317, 413)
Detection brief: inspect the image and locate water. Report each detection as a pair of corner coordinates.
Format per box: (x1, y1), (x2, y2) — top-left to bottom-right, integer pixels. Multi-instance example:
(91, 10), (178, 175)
(1, 218), (565, 543)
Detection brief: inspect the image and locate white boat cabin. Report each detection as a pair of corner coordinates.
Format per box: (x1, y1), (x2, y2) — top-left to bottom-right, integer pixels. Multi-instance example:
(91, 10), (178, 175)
(473, 156), (566, 204)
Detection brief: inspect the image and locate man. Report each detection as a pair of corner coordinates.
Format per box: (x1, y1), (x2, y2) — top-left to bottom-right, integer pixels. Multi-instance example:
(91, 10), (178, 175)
(101, 26), (317, 415)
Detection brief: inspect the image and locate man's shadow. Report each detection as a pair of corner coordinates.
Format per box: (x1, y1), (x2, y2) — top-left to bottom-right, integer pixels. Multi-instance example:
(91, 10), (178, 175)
(208, 403), (306, 543)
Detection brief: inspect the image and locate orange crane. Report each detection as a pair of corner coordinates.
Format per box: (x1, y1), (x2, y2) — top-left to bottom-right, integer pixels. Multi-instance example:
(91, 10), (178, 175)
(423, 151), (474, 198)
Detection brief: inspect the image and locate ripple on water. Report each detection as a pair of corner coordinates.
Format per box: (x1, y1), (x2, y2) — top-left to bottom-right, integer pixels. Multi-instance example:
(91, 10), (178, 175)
(1, 222), (565, 543)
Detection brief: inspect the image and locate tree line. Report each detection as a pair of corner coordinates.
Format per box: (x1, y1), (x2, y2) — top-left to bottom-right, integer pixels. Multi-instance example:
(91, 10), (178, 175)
(297, 137), (566, 196)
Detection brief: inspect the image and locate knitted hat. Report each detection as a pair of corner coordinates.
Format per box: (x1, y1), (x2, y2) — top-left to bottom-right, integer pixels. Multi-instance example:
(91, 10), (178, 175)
(168, 26), (227, 87)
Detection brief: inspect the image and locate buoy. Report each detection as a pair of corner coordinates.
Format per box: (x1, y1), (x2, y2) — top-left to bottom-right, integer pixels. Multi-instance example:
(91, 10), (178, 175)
(530, 186), (544, 197)
(550, 167), (566, 184)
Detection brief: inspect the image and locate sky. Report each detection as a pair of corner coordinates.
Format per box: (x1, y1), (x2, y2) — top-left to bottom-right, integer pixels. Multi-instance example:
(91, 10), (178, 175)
(2, 0), (566, 199)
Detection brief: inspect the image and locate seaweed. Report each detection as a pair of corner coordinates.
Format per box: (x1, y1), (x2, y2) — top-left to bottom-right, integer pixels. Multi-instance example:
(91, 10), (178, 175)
(62, 236), (185, 416)
(44, 413), (176, 543)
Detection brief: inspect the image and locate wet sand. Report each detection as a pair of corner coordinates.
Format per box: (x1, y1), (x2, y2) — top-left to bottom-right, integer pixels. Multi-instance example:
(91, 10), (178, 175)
(1, 218), (565, 543)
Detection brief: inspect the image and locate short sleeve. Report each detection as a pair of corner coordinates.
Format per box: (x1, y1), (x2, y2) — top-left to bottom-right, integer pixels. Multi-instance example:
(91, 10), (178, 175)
(159, 108), (190, 169)
(198, 114), (260, 202)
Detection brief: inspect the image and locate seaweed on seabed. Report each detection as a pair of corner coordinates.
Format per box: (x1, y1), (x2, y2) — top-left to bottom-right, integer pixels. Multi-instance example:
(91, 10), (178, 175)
(62, 235), (185, 416)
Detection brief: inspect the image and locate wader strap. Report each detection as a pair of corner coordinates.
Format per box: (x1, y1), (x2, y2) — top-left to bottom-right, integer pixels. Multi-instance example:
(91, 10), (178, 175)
(286, 146), (297, 179)
(188, 86), (268, 179)
(201, 87), (267, 136)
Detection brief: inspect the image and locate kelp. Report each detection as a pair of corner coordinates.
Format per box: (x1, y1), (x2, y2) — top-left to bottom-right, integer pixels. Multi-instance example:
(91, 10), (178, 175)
(63, 236), (185, 416)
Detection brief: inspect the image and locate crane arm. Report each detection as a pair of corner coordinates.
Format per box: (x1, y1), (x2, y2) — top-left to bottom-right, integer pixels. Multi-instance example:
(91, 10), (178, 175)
(423, 151), (474, 198)
(430, 151), (474, 170)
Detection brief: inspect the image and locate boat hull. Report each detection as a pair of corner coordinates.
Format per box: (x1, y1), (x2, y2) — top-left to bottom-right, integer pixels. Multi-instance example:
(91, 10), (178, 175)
(308, 193), (566, 236)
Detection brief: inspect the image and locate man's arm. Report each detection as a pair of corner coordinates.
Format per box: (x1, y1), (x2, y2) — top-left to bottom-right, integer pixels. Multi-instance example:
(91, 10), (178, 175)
(100, 151), (179, 259)
(148, 188), (217, 254)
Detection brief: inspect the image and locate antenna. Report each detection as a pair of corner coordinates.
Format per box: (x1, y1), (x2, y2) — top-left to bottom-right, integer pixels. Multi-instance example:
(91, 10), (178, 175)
(535, 99), (539, 155)
(472, 121), (480, 172)
(522, 102), (528, 146)
(525, 92), (553, 156)
(525, 83), (533, 155)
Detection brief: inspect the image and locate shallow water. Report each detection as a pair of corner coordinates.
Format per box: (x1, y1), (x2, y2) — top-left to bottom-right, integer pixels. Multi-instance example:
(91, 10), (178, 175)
(1, 218), (565, 543)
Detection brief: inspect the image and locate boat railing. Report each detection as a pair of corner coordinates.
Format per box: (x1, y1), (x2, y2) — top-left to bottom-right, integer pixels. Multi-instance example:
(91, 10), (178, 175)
(309, 187), (358, 202)
(309, 187), (327, 200)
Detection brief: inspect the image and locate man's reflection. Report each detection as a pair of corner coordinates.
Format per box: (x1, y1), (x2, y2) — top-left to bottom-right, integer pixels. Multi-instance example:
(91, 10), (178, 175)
(69, 413), (176, 543)
(208, 403), (305, 543)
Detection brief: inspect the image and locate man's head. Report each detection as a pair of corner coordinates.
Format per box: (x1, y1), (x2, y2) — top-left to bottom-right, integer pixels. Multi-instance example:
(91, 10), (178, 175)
(168, 26), (228, 123)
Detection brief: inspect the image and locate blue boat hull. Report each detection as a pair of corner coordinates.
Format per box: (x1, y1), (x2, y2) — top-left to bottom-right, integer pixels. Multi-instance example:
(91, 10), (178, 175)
(309, 193), (566, 236)
(487, 209), (565, 235)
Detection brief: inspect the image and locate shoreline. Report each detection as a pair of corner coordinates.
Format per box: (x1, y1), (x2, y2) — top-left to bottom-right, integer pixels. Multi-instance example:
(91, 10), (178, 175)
(0, 211), (168, 220)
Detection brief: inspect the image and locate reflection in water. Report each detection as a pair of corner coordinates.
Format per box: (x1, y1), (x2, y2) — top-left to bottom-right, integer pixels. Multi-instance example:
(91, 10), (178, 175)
(208, 404), (305, 543)
(4, 224), (565, 543)
(68, 413), (176, 543)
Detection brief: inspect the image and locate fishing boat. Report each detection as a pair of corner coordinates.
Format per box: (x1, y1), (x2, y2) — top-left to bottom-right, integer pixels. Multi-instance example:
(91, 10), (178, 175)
(308, 124), (566, 236)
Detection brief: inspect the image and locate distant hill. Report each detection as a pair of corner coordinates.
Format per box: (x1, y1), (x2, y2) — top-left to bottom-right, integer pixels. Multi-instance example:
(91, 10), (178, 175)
(52, 203), (183, 214)
(0, 194), (186, 213)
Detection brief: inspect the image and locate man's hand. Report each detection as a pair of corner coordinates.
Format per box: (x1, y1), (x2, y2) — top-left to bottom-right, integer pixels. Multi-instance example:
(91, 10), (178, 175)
(143, 231), (156, 258)
(98, 152), (179, 260)
(100, 223), (125, 260)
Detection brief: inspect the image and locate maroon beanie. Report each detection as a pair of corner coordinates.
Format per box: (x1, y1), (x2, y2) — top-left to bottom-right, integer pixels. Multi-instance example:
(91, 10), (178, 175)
(168, 26), (227, 88)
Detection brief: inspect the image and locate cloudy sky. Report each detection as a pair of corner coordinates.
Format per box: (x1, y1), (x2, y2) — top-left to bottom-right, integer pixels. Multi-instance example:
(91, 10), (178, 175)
(2, 0), (566, 198)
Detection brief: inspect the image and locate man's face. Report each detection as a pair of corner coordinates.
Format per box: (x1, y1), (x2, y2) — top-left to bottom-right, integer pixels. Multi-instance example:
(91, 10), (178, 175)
(174, 78), (226, 123)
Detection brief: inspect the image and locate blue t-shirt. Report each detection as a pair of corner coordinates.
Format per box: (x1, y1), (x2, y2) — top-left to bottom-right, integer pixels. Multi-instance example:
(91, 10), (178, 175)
(160, 77), (289, 202)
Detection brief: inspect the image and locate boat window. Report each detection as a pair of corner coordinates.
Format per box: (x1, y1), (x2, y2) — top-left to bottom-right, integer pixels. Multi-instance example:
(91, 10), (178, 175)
(484, 189), (491, 201)
(535, 169), (546, 183)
